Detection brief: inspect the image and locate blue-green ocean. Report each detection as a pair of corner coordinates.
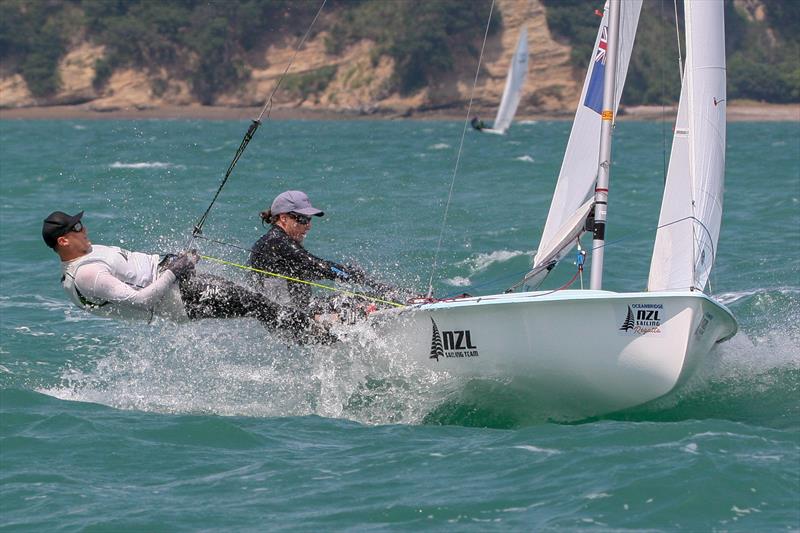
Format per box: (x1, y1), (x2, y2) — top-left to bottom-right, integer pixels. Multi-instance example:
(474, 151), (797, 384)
(1, 117), (798, 531)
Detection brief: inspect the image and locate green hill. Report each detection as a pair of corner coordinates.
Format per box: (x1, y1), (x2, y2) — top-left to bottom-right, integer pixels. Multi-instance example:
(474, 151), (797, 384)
(542, 0), (799, 104)
(0, 0), (797, 107)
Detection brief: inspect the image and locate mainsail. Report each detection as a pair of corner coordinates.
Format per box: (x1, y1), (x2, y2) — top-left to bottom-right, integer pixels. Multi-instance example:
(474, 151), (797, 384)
(528, 0), (642, 282)
(489, 26), (529, 134)
(648, 0), (727, 292)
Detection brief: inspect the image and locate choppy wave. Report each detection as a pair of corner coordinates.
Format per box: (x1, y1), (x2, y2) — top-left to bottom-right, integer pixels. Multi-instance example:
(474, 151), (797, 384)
(716, 286), (800, 306)
(422, 333), (799, 429)
(457, 249), (530, 274)
(40, 317), (451, 426)
(429, 143), (450, 150)
(595, 289), (800, 428)
(443, 276), (471, 287)
(34, 284), (800, 430)
(515, 155), (535, 163)
(110, 161), (186, 170)
(38, 319), (797, 430)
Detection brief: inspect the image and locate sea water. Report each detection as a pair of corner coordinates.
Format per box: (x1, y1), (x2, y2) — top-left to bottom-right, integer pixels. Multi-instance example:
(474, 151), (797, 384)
(1, 118), (798, 530)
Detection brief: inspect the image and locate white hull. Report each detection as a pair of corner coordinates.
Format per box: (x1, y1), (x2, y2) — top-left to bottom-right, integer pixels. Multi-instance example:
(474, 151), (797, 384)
(361, 290), (737, 417)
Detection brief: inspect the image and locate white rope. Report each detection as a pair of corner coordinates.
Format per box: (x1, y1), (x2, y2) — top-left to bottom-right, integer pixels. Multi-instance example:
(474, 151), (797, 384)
(426, 0), (497, 298)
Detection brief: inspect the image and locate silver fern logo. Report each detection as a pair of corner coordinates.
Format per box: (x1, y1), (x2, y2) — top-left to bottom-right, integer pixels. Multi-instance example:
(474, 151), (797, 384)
(430, 317), (444, 361)
(429, 317), (480, 360)
(620, 304), (663, 335)
(619, 306), (636, 331)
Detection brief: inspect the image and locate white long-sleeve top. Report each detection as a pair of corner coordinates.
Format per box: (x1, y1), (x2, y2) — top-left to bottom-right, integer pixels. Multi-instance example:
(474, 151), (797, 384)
(61, 245), (187, 321)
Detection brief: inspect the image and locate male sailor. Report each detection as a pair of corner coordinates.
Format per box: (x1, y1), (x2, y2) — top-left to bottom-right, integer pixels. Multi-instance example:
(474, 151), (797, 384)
(43, 210), (332, 343)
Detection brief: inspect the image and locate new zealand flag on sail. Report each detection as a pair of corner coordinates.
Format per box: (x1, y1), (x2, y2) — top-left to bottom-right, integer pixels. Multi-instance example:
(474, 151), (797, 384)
(583, 25), (608, 114)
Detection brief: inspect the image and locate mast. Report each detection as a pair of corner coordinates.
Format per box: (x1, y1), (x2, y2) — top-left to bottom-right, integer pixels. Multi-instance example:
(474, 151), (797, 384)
(590, 0), (621, 290)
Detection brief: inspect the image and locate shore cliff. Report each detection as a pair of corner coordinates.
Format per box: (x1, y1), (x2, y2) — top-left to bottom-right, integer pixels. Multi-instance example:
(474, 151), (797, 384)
(1, 0), (797, 121)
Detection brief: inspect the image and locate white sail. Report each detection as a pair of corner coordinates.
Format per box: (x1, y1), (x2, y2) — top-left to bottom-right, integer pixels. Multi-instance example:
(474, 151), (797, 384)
(523, 199), (594, 287)
(530, 0), (642, 275)
(362, 0), (737, 420)
(648, 0), (727, 292)
(488, 26), (529, 134)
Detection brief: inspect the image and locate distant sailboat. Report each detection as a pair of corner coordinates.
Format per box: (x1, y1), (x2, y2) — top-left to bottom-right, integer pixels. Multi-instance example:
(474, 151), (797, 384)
(475, 26), (529, 135)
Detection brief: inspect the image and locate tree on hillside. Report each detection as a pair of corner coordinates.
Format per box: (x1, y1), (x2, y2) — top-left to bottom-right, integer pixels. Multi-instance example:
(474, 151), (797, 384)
(541, 0), (799, 105)
(326, 0), (497, 95)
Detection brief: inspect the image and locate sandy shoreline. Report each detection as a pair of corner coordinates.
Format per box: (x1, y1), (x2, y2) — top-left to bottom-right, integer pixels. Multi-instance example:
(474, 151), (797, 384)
(0, 101), (797, 122)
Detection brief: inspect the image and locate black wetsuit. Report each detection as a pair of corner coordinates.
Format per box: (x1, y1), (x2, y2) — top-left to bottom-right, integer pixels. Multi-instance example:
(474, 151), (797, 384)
(177, 273), (332, 343)
(178, 274), (304, 327)
(249, 225), (355, 309)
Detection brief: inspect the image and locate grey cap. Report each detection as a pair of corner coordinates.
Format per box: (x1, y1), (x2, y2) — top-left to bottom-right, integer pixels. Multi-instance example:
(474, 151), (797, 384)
(270, 190), (324, 217)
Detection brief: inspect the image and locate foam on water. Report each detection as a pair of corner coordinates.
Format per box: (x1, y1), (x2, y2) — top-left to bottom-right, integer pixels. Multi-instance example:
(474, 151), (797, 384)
(7, 119), (799, 432)
(512, 444), (561, 455)
(109, 161), (186, 170)
(601, 289), (800, 428)
(1, 118), (798, 529)
(41, 316), (455, 426)
(456, 249), (531, 274)
(36, 284), (800, 429)
(716, 286), (800, 306)
(443, 276), (472, 287)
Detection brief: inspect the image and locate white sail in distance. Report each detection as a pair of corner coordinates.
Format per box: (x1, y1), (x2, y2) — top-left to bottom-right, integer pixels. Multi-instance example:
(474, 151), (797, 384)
(648, 0), (727, 292)
(488, 26), (529, 134)
(530, 0), (642, 277)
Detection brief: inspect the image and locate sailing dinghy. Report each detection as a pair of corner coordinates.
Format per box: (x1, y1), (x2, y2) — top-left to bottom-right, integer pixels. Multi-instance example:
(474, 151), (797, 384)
(360, 0), (737, 418)
(480, 26), (529, 135)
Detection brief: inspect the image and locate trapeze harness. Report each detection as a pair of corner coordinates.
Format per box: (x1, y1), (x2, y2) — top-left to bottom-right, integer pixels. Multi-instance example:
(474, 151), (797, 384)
(61, 245), (186, 321)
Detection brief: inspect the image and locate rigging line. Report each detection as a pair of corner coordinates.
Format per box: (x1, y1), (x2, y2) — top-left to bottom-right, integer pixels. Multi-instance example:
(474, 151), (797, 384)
(504, 270), (542, 293)
(191, 119), (260, 240)
(508, 215), (712, 292)
(441, 268), (532, 300)
(200, 255), (405, 308)
(189, 0), (328, 243)
(506, 264), (582, 300)
(673, 0), (684, 83)
(661, 0), (668, 184)
(193, 233), (372, 277)
(425, 0), (497, 299)
(585, 215), (714, 260)
(257, 0), (327, 123)
(586, 213), (716, 292)
(191, 234), (405, 306)
(193, 233), (252, 253)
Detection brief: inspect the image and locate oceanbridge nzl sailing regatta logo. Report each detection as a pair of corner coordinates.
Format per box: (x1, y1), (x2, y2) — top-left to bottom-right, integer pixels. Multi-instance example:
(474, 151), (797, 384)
(429, 317), (480, 361)
(619, 303), (664, 335)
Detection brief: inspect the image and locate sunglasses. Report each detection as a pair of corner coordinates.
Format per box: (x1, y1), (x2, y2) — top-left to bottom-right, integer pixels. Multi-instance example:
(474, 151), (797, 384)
(288, 212), (311, 225)
(69, 221), (84, 233)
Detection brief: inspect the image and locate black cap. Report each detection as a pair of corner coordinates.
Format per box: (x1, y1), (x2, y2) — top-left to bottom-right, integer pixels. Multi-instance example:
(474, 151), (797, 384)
(42, 211), (83, 249)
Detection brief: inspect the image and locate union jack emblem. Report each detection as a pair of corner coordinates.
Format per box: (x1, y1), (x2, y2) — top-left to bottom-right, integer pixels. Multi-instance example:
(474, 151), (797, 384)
(595, 26), (608, 65)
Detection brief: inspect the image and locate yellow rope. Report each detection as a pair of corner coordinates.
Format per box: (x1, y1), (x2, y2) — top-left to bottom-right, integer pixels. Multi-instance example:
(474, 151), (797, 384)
(200, 255), (405, 308)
